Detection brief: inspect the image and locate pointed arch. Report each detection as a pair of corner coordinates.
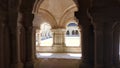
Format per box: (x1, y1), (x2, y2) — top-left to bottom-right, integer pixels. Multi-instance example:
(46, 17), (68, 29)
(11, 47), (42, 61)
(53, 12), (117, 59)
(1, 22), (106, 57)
(33, 8), (57, 29)
(32, 0), (44, 13)
(59, 5), (78, 28)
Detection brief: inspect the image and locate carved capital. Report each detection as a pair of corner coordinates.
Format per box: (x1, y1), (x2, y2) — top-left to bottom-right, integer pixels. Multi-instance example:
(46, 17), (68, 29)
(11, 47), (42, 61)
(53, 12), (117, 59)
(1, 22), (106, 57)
(90, 5), (120, 22)
(75, 11), (92, 26)
(94, 23), (104, 32)
(52, 28), (66, 33)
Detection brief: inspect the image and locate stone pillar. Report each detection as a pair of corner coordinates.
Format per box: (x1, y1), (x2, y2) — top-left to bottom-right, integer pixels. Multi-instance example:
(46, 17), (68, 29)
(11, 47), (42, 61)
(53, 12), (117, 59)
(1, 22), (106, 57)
(94, 23), (104, 68)
(0, 17), (11, 68)
(52, 29), (66, 52)
(33, 27), (37, 60)
(79, 24), (94, 68)
(7, 0), (24, 67)
(38, 30), (41, 46)
(94, 22), (114, 68)
(113, 23), (120, 68)
(21, 10), (39, 67)
(103, 23), (114, 68)
(10, 26), (23, 68)
(69, 30), (72, 36)
(119, 30), (120, 54)
(0, 21), (5, 68)
(75, 11), (94, 68)
(34, 29), (40, 56)
(24, 26), (39, 68)
(20, 26), (26, 64)
(36, 29), (41, 46)
(8, 8), (23, 68)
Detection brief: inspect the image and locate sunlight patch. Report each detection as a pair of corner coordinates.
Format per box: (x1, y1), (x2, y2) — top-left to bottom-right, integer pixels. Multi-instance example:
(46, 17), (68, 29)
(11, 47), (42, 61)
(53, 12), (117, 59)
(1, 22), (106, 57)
(67, 53), (82, 57)
(39, 53), (53, 56)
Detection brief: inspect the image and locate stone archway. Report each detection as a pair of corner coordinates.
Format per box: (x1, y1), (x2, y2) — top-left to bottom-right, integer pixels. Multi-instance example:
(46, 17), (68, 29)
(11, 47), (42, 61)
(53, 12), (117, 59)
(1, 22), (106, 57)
(33, 0), (80, 53)
(33, 8), (57, 53)
(10, 0), (93, 68)
(65, 22), (81, 48)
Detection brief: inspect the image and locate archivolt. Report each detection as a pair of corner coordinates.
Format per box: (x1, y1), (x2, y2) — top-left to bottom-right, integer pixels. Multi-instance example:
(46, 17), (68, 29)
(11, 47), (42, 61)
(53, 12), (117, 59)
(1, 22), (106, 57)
(32, 0), (44, 13)
(33, 8), (57, 29)
(59, 5), (78, 28)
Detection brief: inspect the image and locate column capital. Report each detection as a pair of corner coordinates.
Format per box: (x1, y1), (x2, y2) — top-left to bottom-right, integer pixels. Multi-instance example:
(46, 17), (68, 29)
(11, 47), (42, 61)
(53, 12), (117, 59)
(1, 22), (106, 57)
(94, 22), (104, 30)
(90, 5), (120, 23)
(93, 20), (116, 32)
(75, 10), (89, 20)
(51, 28), (66, 32)
(75, 11), (92, 29)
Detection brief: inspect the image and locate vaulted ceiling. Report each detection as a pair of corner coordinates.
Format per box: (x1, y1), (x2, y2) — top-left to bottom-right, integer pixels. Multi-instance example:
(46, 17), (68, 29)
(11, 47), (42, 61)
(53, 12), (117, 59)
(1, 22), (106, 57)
(33, 0), (78, 28)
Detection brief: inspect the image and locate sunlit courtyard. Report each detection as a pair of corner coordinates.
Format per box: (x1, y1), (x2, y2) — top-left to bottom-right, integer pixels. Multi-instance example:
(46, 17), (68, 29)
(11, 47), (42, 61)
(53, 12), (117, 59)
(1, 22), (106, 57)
(65, 37), (80, 46)
(40, 37), (80, 46)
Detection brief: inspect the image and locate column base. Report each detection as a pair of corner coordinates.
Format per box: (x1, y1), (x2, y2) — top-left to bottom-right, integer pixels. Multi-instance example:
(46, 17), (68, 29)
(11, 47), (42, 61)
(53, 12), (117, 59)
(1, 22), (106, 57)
(11, 62), (23, 68)
(25, 60), (40, 68)
(52, 45), (65, 53)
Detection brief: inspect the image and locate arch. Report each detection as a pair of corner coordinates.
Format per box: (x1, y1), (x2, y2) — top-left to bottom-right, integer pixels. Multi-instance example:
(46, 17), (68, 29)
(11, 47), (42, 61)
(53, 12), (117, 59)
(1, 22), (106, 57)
(59, 5), (78, 28)
(72, 0), (79, 7)
(37, 22), (53, 46)
(33, 0), (79, 13)
(65, 21), (81, 47)
(66, 30), (70, 35)
(33, 8), (57, 29)
(65, 17), (79, 29)
(32, 0), (44, 13)
(63, 5), (78, 15)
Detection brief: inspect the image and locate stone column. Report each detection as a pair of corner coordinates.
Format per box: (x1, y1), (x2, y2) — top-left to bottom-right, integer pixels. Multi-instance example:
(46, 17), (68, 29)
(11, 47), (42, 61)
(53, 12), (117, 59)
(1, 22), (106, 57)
(20, 26), (26, 63)
(113, 23), (120, 68)
(36, 29), (41, 46)
(0, 21), (5, 68)
(8, 0), (23, 67)
(94, 22), (114, 68)
(0, 9), (4, 68)
(119, 30), (120, 55)
(21, 12), (39, 68)
(33, 27), (37, 60)
(79, 24), (94, 68)
(0, 14), (11, 68)
(69, 30), (72, 36)
(24, 26), (39, 68)
(0, 17), (11, 68)
(75, 11), (94, 68)
(38, 30), (41, 46)
(52, 29), (66, 52)
(94, 23), (104, 68)
(103, 23), (114, 68)
(8, 9), (23, 68)
(10, 26), (23, 68)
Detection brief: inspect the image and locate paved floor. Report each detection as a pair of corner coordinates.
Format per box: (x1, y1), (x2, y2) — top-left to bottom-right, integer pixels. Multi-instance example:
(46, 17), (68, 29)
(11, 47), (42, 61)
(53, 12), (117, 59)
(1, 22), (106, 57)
(38, 58), (80, 68)
(37, 53), (81, 68)
(36, 37), (81, 68)
(36, 53), (82, 59)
